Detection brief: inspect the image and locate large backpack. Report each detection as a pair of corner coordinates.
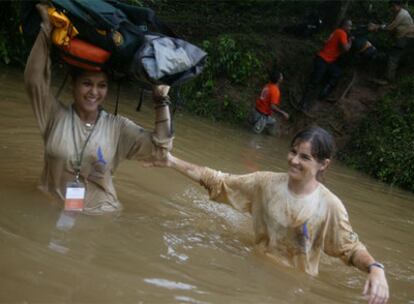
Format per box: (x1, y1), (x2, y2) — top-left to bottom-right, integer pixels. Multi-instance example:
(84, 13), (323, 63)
(21, 0), (175, 71)
(21, 0), (206, 87)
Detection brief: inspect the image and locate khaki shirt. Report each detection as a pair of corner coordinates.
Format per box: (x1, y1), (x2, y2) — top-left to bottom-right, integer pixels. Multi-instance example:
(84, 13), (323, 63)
(387, 8), (414, 39)
(200, 168), (366, 275)
(24, 28), (172, 214)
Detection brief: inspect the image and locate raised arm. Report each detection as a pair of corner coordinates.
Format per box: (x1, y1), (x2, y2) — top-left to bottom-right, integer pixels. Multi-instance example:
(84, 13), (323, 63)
(24, 4), (57, 136)
(152, 85), (173, 149)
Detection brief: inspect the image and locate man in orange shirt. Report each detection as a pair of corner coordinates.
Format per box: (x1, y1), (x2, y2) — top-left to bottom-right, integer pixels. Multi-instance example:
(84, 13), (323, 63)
(251, 68), (289, 135)
(301, 19), (353, 111)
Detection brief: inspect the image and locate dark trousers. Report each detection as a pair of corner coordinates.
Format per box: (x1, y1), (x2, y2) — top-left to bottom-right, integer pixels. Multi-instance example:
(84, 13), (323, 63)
(301, 56), (342, 110)
(310, 56), (342, 87)
(387, 37), (414, 81)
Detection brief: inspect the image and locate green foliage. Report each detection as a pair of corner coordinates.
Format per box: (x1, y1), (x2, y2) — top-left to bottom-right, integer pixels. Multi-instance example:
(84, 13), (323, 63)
(0, 35), (10, 65)
(202, 36), (262, 84)
(341, 76), (414, 192)
(0, 1), (28, 66)
(179, 35), (262, 123)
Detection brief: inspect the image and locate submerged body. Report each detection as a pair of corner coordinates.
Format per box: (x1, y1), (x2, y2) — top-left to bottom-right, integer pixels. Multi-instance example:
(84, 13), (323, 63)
(199, 169), (365, 276)
(25, 7), (172, 214)
(154, 127), (389, 303)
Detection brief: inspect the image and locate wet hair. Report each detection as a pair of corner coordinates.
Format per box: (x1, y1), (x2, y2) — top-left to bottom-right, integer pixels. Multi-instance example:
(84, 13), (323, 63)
(269, 68), (282, 83)
(290, 126), (336, 162)
(69, 66), (110, 82)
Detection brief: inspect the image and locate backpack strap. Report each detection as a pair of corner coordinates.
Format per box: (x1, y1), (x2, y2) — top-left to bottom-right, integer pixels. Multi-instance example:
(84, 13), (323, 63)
(114, 79), (121, 116)
(136, 88), (144, 112)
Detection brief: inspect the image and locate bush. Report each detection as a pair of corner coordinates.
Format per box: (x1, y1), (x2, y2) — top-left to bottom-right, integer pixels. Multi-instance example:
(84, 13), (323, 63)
(179, 35), (262, 123)
(341, 76), (414, 192)
(0, 1), (27, 66)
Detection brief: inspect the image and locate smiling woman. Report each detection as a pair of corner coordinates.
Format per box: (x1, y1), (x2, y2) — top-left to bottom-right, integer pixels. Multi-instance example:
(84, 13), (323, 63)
(24, 4), (173, 214)
(71, 70), (109, 123)
(150, 126), (389, 304)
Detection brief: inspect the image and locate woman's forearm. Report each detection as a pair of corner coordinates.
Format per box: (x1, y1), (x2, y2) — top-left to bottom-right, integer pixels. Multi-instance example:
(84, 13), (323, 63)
(154, 100), (172, 140)
(24, 23), (52, 91)
(352, 249), (376, 273)
(24, 14), (55, 134)
(24, 5), (52, 88)
(168, 155), (204, 183)
(152, 85), (173, 145)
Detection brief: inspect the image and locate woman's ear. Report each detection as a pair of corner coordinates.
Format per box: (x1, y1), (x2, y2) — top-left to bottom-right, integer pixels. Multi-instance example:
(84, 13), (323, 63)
(319, 158), (331, 171)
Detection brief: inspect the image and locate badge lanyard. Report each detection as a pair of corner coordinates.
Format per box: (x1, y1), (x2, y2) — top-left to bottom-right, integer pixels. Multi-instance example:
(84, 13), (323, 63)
(64, 106), (101, 211)
(71, 106), (101, 181)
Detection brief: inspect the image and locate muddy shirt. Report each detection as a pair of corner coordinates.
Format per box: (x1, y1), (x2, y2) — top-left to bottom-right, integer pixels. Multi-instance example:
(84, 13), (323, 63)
(200, 168), (366, 275)
(24, 27), (172, 214)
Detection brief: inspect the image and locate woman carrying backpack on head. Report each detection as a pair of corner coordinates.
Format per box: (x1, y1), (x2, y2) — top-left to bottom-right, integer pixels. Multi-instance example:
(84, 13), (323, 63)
(24, 4), (173, 214)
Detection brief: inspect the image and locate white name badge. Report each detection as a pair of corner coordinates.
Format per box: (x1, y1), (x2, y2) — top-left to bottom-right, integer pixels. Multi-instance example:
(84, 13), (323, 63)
(64, 182), (85, 211)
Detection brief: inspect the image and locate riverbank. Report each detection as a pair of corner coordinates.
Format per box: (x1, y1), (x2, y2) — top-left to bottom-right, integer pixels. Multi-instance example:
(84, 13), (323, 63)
(151, 1), (414, 193)
(1, 0), (413, 192)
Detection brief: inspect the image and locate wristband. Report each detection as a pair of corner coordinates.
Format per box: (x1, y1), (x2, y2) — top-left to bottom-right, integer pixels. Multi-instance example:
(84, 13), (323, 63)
(368, 262), (384, 272)
(153, 95), (171, 104)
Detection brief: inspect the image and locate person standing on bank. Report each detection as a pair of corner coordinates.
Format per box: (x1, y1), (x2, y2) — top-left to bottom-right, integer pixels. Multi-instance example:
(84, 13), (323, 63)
(368, 0), (414, 83)
(251, 68), (289, 135)
(301, 19), (353, 111)
(25, 4), (173, 214)
(151, 126), (389, 303)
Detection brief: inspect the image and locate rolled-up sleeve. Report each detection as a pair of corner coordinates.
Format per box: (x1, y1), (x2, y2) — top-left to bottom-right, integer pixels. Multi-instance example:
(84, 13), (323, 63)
(200, 168), (265, 213)
(323, 198), (366, 265)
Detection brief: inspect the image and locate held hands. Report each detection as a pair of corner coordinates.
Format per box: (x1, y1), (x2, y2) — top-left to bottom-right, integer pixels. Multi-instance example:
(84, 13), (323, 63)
(142, 152), (173, 168)
(368, 23), (380, 32)
(363, 268), (389, 304)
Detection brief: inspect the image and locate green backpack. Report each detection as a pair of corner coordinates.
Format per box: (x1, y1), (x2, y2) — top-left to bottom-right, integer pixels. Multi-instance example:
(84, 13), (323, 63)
(21, 0), (176, 71)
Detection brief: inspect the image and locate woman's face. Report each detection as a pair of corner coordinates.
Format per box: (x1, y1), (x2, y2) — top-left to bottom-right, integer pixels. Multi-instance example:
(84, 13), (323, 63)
(287, 141), (329, 183)
(73, 71), (108, 116)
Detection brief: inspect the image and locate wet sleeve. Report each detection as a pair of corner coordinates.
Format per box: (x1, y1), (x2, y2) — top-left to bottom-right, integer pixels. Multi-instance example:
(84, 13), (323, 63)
(24, 25), (57, 136)
(323, 197), (366, 265)
(269, 85), (281, 106)
(117, 117), (172, 162)
(200, 168), (264, 213)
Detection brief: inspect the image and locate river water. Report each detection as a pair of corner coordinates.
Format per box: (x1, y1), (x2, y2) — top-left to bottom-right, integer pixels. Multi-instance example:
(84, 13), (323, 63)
(0, 67), (413, 303)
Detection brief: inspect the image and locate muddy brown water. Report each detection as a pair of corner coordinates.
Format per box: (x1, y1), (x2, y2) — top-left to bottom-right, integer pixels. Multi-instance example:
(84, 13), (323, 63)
(0, 67), (413, 303)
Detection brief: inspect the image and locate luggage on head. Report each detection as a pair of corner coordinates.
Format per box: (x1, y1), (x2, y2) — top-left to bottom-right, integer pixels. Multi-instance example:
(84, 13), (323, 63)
(61, 38), (112, 72)
(20, 0), (207, 85)
(131, 34), (207, 86)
